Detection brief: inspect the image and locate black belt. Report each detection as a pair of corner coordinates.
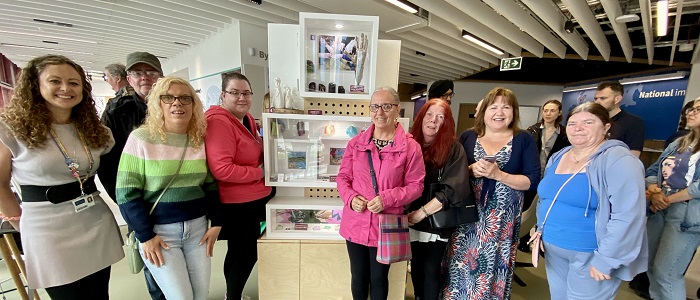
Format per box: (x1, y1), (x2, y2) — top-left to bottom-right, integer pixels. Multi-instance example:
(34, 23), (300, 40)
(20, 176), (97, 204)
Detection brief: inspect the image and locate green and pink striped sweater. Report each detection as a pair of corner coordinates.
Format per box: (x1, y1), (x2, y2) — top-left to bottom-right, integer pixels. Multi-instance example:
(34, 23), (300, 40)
(116, 127), (221, 242)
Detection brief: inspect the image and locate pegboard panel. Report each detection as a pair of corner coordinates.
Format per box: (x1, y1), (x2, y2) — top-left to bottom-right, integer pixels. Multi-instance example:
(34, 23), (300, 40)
(305, 98), (371, 117)
(305, 187), (341, 198)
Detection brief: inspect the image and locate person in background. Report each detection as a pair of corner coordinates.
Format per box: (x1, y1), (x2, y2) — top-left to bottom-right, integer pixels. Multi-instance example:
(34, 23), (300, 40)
(428, 80), (455, 104)
(0, 55), (123, 299)
(594, 81), (644, 157)
(406, 99), (474, 300)
(98, 51), (166, 300)
(117, 77), (222, 299)
(473, 99), (483, 119)
(536, 102), (647, 299)
(665, 101), (695, 147)
(336, 87), (425, 300)
(205, 72), (275, 300)
(520, 100), (570, 251)
(103, 63), (134, 99)
(442, 87), (540, 300)
(645, 96), (700, 300)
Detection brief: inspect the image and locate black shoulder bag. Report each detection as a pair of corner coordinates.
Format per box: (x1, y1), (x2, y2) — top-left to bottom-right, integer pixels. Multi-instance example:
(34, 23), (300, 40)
(426, 168), (479, 229)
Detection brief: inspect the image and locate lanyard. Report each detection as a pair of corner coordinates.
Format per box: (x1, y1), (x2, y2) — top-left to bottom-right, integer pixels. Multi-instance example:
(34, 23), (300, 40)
(49, 125), (94, 196)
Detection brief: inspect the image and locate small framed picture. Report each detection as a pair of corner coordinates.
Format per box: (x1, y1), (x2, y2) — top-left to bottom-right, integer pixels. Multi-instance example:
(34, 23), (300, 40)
(273, 139), (318, 180)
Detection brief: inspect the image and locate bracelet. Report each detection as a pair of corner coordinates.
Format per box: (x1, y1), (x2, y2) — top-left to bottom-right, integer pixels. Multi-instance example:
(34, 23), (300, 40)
(0, 215), (20, 221)
(420, 206), (430, 217)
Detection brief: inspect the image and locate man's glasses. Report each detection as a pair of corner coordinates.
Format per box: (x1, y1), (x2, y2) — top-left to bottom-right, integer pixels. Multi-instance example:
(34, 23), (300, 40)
(686, 107), (700, 115)
(369, 103), (399, 112)
(440, 92), (455, 99)
(224, 90), (253, 98)
(128, 70), (161, 78)
(160, 95), (193, 105)
(102, 74), (108, 81)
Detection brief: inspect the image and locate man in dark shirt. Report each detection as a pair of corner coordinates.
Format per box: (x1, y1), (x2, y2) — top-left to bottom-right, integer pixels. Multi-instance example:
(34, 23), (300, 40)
(98, 51), (166, 300)
(594, 81), (645, 158)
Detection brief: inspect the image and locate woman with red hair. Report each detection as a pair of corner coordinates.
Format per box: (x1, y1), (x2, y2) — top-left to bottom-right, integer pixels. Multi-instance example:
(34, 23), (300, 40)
(407, 99), (476, 300)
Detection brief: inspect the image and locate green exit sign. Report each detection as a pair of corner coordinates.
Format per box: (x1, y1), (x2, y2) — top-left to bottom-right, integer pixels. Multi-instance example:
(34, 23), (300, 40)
(500, 57), (522, 71)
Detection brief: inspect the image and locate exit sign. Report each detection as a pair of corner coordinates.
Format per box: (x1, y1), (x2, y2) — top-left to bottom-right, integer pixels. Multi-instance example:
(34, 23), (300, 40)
(500, 57), (522, 71)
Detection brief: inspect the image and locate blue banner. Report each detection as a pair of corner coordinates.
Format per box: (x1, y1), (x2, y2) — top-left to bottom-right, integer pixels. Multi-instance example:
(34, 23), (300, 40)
(562, 78), (689, 140)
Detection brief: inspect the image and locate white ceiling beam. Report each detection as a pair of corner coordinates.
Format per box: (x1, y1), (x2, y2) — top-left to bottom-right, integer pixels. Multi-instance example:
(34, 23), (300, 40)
(60, 0), (231, 25)
(198, 0), (291, 24)
(521, 0), (589, 60)
(412, 27), (497, 67)
(669, 0), (685, 65)
(226, 0), (300, 22)
(481, 0), (567, 59)
(443, 0), (544, 57)
(561, 0), (611, 61)
(263, 0), (326, 13)
(400, 63), (460, 80)
(391, 32), (482, 70)
(399, 74), (440, 83)
(400, 60), (463, 78)
(600, 0), (634, 63)
(399, 48), (476, 74)
(401, 54), (469, 77)
(424, 16), (500, 63)
(639, 0), (655, 64)
(171, 0), (270, 25)
(408, 0), (522, 56)
(399, 70), (441, 80)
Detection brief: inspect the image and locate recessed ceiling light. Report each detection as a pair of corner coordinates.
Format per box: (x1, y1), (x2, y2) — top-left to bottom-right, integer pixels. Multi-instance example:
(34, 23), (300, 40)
(335, 24), (344, 29)
(174, 42), (190, 46)
(42, 40), (59, 44)
(32, 18), (73, 27)
(410, 73), (420, 76)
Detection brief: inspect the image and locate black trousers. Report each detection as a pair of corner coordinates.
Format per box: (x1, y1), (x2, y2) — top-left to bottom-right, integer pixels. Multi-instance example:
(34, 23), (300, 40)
(219, 190), (274, 299)
(410, 241), (447, 300)
(346, 240), (391, 300)
(44, 266), (111, 300)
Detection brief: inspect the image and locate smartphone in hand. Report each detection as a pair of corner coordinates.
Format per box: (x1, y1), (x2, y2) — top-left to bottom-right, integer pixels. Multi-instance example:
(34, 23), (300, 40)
(483, 155), (496, 163)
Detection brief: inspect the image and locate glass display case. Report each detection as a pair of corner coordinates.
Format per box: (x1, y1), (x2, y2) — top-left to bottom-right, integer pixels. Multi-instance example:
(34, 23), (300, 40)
(265, 196), (344, 240)
(263, 113), (372, 187)
(299, 12), (379, 100)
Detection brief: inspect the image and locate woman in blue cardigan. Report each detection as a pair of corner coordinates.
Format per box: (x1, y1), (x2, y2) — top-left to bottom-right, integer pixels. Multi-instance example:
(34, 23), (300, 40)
(442, 87), (540, 299)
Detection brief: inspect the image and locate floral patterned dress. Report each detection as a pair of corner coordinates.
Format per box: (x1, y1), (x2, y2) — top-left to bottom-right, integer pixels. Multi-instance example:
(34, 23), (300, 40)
(442, 140), (523, 300)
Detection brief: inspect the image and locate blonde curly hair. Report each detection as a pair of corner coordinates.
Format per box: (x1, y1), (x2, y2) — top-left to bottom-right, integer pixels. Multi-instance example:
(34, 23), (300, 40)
(143, 76), (206, 147)
(0, 55), (111, 149)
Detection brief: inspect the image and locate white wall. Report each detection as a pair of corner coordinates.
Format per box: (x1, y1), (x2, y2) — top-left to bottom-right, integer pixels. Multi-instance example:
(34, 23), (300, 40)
(161, 22), (242, 81)
(239, 22), (270, 68)
(685, 63), (700, 103)
(450, 81), (563, 125)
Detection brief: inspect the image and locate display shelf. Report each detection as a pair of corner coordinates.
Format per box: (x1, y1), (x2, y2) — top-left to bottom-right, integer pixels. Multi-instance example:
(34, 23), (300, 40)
(265, 196), (344, 240)
(299, 12), (379, 100)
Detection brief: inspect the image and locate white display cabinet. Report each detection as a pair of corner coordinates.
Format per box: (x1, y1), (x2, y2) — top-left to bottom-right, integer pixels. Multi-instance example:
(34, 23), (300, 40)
(265, 196), (344, 240)
(299, 12), (379, 100)
(262, 113), (372, 187)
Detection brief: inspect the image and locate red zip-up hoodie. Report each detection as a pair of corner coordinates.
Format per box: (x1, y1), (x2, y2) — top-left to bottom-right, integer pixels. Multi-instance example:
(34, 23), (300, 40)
(205, 106), (271, 203)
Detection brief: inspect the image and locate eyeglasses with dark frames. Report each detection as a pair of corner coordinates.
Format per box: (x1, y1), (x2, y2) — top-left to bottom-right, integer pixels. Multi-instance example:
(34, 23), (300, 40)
(128, 70), (161, 78)
(160, 95), (193, 105)
(223, 90), (254, 98)
(686, 107), (700, 115)
(369, 103), (399, 112)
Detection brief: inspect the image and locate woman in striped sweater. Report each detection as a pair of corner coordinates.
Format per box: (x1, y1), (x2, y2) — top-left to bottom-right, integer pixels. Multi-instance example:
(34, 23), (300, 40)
(117, 76), (222, 300)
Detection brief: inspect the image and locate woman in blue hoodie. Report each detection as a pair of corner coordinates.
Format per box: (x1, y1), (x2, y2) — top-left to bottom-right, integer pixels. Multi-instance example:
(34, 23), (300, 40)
(645, 97), (700, 300)
(536, 102), (647, 299)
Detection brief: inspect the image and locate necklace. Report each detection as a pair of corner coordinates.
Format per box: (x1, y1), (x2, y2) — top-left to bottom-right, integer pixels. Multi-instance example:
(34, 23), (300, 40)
(571, 141), (603, 163)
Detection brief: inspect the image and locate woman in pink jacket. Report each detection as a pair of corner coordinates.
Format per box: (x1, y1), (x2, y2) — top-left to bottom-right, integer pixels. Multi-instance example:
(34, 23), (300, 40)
(337, 87), (425, 300)
(204, 72), (274, 300)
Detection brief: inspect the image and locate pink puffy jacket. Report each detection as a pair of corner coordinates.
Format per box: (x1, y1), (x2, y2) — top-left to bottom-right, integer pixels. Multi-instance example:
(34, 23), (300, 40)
(337, 124), (425, 247)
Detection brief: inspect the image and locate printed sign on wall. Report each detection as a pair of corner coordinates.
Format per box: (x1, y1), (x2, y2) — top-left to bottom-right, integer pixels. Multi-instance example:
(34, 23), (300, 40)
(562, 78), (689, 140)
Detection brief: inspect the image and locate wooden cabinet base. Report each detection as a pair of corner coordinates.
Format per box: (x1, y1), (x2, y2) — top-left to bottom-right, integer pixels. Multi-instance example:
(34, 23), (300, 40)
(258, 238), (407, 300)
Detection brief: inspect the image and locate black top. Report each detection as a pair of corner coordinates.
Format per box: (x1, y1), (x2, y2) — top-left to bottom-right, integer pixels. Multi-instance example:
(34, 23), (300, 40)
(98, 94), (148, 201)
(609, 110), (645, 152)
(525, 122), (570, 162)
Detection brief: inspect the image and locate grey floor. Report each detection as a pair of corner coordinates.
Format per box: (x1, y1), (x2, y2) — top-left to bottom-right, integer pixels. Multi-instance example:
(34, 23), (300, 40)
(1, 231), (699, 299)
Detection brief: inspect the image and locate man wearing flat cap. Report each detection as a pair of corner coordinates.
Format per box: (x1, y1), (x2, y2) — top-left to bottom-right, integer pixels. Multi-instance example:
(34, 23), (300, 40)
(97, 52), (165, 300)
(428, 79), (455, 104)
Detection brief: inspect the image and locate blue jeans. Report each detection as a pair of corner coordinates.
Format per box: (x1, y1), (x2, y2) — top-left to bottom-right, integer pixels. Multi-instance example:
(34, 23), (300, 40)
(647, 203), (700, 300)
(139, 216), (211, 300)
(544, 242), (622, 300)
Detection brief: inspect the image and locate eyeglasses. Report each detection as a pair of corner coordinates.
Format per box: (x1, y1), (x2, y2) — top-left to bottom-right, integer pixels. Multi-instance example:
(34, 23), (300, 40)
(224, 90), (253, 98)
(440, 92), (455, 99)
(102, 74), (108, 81)
(128, 70), (161, 78)
(686, 107), (700, 115)
(160, 95), (193, 105)
(369, 103), (399, 112)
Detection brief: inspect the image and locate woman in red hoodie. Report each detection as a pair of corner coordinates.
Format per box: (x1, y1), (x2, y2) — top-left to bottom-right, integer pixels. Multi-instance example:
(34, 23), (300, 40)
(204, 72), (274, 300)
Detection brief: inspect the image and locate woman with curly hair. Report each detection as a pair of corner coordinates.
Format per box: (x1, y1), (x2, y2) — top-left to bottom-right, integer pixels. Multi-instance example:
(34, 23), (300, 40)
(116, 76), (222, 299)
(0, 55), (123, 299)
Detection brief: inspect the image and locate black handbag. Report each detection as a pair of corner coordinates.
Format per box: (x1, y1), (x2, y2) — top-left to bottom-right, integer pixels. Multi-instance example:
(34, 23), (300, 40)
(426, 168), (479, 229)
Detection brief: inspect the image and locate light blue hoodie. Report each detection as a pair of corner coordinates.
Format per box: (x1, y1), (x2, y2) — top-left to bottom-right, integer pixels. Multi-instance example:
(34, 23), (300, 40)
(545, 139), (648, 280)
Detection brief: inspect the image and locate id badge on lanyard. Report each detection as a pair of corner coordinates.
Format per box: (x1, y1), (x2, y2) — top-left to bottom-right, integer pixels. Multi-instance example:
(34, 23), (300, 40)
(50, 126), (96, 213)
